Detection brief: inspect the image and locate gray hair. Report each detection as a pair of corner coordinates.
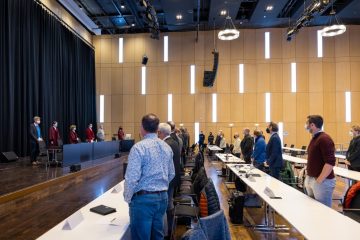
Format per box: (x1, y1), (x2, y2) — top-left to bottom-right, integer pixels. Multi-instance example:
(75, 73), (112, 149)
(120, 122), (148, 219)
(159, 123), (171, 136)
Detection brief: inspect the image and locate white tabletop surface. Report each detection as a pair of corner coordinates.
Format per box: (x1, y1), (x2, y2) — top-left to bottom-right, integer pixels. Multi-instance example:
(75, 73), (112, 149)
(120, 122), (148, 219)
(282, 154), (360, 181)
(283, 146), (307, 152)
(38, 181), (129, 240)
(215, 153), (245, 163)
(335, 154), (346, 159)
(207, 145), (223, 151)
(227, 164), (360, 240)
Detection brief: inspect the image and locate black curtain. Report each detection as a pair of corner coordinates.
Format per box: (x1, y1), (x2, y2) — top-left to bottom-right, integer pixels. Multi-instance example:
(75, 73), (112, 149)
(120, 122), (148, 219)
(0, 0), (97, 156)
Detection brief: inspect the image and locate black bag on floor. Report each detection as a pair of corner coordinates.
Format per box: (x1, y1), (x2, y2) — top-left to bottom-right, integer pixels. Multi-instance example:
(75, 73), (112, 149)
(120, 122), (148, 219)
(228, 191), (244, 224)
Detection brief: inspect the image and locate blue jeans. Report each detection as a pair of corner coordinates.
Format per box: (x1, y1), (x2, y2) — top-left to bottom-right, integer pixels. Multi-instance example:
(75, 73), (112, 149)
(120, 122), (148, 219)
(129, 191), (168, 240)
(304, 176), (336, 207)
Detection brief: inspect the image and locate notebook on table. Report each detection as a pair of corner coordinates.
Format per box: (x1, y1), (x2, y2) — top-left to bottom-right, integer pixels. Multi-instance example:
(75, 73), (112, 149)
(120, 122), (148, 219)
(90, 205), (116, 215)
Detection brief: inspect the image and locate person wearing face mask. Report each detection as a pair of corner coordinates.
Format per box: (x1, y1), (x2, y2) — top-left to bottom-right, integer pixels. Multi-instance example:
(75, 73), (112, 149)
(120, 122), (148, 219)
(265, 122), (283, 179)
(49, 121), (61, 147)
(345, 125), (360, 172)
(85, 123), (95, 142)
(252, 129), (266, 171)
(304, 115), (336, 207)
(232, 133), (241, 158)
(240, 128), (254, 164)
(29, 116), (43, 165)
(69, 125), (80, 144)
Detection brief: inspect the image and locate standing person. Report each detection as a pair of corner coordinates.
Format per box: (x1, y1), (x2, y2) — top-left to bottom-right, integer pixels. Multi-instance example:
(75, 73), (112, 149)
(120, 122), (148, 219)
(232, 133), (241, 158)
(345, 125), (360, 172)
(265, 122), (283, 179)
(158, 123), (180, 238)
(29, 116), (43, 165)
(240, 128), (254, 164)
(199, 131), (205, 150)
(124, 114), (175, 240)
(118, 126), (125, 140)
(69, 125), (80, 144)
(97, 124), (105, 142)
(252, 130), (266, 171)
(167, 121), (179, 146)
(304, 115), (336, 207)
(85, 123), (95, 142)
(219, 133), (226, 153)
(49, 121), (60, 147)
(208, 132), (214, 145)
(215, 130), (222, 147)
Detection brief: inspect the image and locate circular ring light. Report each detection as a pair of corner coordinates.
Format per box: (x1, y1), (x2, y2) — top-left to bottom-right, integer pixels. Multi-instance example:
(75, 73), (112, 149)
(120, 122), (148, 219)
(218, 29), (240, 41)
(321, 24), (346, 37)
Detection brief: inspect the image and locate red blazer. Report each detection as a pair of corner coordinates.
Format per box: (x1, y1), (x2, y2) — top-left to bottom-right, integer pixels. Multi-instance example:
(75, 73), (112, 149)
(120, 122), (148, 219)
(85, 128), (95, 142)
(118, 130), (124, 140)
(49, 127), (60, 146)
(69, 131), (78, 144)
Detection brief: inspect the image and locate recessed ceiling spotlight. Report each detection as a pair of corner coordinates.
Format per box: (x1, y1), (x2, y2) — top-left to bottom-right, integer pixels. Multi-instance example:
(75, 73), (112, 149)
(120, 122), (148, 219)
(220, 10), (227, 16)
(131, 23), (135, 27)
(266, 5), (273, 11)
(121, 4), (125, 9)
(176, 14), (183, 20)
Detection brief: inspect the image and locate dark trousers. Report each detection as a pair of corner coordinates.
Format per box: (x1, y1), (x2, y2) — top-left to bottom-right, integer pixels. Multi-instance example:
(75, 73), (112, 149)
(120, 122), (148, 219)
(30, 141), (39, 163)
(243, 155), (251, 164)
(270, 167), (281, 179)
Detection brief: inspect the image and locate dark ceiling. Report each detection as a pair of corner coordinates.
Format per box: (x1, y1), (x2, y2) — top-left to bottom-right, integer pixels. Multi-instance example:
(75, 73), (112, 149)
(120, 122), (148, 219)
(69, 0), (360, 35)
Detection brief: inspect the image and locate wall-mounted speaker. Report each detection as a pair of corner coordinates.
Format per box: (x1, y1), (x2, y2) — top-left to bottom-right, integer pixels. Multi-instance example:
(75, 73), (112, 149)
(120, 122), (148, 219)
(203, 50), (219, 87)
(142, 55), (148, 65)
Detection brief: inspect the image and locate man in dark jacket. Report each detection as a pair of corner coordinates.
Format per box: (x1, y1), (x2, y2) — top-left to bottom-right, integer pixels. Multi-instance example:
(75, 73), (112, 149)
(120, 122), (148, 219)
(265, 122), (283, 179)
(208, 132), (214, 145)
(346, 125), (360, 172)
(158, 123), (180, 237)
(240, 128), (254, 164)
(215, 130), (222, 147)
(199, 131), (205, 150)
(29, 116), (43, 165)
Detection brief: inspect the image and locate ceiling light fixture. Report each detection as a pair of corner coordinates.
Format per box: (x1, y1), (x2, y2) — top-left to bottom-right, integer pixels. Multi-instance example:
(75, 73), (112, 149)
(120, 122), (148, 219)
(218, 16), (239, 41)
(266, 5), (273, 11)
(176, 14), (183, 20)
(321, 7), (346, 37)
(121, 5), (125, 9)
(220, 10), (227, 16)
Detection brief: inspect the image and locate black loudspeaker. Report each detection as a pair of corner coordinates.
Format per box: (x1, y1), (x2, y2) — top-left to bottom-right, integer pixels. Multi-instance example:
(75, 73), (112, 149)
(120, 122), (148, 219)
(0, 152), (19, 162)
(70, 164), (81, 172)
(203, 50), (219, 87)
(142, 55), (148, 65)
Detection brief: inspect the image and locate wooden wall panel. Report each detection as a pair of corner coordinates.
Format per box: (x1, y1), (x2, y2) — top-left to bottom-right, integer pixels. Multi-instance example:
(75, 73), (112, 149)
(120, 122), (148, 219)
(94, 27), (360, 146)
(352, 92), (360, 122)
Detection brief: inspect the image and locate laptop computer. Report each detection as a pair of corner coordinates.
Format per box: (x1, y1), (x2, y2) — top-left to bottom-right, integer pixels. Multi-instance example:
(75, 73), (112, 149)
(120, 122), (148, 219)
(90, 205), (116, 215)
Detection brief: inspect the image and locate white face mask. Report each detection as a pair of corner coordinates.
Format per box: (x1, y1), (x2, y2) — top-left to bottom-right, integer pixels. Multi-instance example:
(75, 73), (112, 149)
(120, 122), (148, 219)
(36, 121), (40, 125)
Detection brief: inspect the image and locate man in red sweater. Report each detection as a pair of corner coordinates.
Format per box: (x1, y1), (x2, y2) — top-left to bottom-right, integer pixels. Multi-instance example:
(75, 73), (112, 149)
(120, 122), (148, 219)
(304, 115), (336, 207)
(85, 123), (95, 142)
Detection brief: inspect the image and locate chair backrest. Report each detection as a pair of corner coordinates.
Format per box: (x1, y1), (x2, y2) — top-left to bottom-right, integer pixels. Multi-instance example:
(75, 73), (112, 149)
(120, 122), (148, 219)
(290, 144), (295, 148)
(199, 178), (220, 217)
(199, 209), (231, 240)
(284, 143), (287, 147)
(301, 145), (307, 150)
(192, 167), (208, 198)
(344, 182), (360, 209)
(290, 151), (297, 157)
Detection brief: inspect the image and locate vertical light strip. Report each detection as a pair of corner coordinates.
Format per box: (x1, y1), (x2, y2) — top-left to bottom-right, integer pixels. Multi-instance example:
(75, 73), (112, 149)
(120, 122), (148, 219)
(212, 93), (217, 123)
(239, 64), (244, 93)
(265, 32), (270, 59)
(317, 30), (323, 58)
(291, 62), (297, 93)
(190, 65), (195, 94)
(265, 92), (271, 122)
(278, 122), (284, 146)
(141, 66), (146, 95)
(164, 36), (168, 62)
(168, 94), (173, 121)
(345, 91), (351, 123)
(99, 95), (104, 123)
(118, 38), (123, 63)
(195, 122), (200, 144)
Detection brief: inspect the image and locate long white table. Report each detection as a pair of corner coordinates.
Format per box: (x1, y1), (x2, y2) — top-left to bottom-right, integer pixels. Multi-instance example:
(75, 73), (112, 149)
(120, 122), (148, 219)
(227, 164), (360, 239)
(207, 145), (223, 151)
(283, 147), (307, 152)
(38, 181), (129, 240)
(215, 153), (245, 164)
(282, 154), (360, 182)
